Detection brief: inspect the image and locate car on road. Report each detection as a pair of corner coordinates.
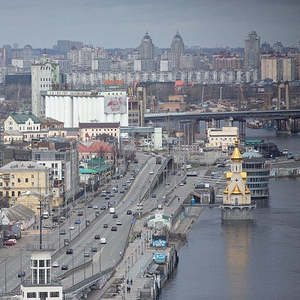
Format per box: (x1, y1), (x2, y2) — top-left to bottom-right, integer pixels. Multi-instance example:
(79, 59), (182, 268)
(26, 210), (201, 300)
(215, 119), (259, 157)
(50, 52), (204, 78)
(101, 205), (106, 210)
(126, 210), (132, 215)
(105, 196), (110, 200)
(100, 238), (107, 244)
(116, 220), (122, 225)
(66, 249), (73, 255)
(149, 171), (154, 175)
(103, 223), (108, 228)
(88, 204), (93, 208)
(91, 247), (97, 252)
(43, 224), (53, 229)
(52, 261), (59, 268)
(59, 229), (66, 235)
(75, 220), (81, 224)
(94, 234), (100, 239)
(84, 251), (91, 257)
(126, 180), (131, 184)
(179, 182), (184, 186)
(77, 211), (83, 216)
(69, 225), (75, 230)
(111, 226), (117, 231)
(93, 205), (99, 209)
(120, 190), (125, 193)
(101, 193), (106, 197)
(122, 183), (126, 186)
(61, 264), (68, 270)
(112, 213), (118, 218)
(151, 193), (156, 198)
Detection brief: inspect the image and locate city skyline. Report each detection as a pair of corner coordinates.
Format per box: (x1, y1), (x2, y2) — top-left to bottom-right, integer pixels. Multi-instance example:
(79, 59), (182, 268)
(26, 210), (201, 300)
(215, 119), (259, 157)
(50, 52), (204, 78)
(0, 0), (299, 50)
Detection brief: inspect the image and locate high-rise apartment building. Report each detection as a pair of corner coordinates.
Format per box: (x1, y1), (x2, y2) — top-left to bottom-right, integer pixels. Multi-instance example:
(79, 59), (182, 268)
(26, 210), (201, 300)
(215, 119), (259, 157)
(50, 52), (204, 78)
(171, 30), (185, 70)
(140, 31), (155, 60)
(273, 42), (283, 53)
(31, 55), (60, 117)
(244, 31), (260, 69)
(261, 53), (296, 82)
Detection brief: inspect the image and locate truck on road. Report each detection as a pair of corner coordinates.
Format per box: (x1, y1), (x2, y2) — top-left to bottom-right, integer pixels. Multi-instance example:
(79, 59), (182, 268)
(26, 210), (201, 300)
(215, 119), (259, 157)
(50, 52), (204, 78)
(109, 207), (115, 214)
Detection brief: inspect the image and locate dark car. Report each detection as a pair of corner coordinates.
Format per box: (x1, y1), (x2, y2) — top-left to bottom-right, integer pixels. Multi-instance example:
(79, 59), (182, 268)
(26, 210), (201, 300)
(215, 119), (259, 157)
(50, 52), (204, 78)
(126, 210), (132, 215)
(94, 234), (100, 239)
(75, 220), (81, 224)
(87, 204), (93, 208)
(77, 211), (83, 216)
(100, 205), (106, 210)
(59, 229), (66, 235)
(113, 213), (118, 218)
(18, 271), (26, 278)
(103, 223), (108, 228)
(105, 196), (110, 200)
(66, 248), (73, 255)
(151, 193), (156, 198)
(111, 226), (117, 231)
(91, 247), (98, 252)
(61, 264), (68, 270)
(120, 190), (125, 194)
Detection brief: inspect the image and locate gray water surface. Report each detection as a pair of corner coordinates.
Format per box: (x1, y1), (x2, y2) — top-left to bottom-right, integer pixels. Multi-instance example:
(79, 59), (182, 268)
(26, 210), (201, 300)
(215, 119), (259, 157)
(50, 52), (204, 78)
(161, 178), (300, 300)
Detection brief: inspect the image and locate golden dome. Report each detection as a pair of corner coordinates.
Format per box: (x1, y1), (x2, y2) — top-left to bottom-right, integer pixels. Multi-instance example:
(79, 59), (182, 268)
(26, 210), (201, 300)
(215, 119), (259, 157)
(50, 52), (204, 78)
(245, 186), (251, 194)
(232, 184), (242, 194)
(223, 186), (229, 194)
(231, 138), (243, 162)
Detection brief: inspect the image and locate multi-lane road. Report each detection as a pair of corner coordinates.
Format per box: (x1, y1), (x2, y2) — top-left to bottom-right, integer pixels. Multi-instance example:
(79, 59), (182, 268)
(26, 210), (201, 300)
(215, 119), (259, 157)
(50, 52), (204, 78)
(0, 153), (169, 293)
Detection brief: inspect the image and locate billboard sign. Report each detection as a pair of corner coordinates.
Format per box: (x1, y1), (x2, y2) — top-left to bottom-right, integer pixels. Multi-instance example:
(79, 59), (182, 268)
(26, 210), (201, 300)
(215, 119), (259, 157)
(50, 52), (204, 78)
(152, 238), (167, 248)
(104, 96), (127, 114)
(154, 252), (166, 263)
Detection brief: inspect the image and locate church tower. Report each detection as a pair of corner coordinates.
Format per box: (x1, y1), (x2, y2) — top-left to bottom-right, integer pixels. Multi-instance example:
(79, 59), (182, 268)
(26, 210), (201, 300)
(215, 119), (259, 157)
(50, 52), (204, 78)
(220, 138), (256, 220)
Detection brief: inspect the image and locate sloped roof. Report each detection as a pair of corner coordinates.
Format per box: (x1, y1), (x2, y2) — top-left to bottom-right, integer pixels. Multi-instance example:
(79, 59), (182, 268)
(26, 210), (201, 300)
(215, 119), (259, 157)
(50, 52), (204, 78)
(10, 113), (41, 124)
(79, 122), (120, 129)
(2, 203), (35, 221)
(79, 141), (115, 153)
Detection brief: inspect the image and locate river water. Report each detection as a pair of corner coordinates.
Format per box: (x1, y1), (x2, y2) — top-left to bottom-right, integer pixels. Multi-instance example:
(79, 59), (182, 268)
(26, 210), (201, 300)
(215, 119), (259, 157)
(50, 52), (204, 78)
(161, 130), (300, 300)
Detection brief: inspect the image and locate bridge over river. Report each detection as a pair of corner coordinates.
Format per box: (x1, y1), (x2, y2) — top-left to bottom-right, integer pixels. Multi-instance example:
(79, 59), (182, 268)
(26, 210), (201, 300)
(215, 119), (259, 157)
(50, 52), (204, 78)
(145, 109), (300, 140)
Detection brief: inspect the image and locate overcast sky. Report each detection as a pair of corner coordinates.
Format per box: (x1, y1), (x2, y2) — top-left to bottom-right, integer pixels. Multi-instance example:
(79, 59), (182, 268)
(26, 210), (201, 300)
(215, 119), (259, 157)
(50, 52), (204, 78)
(0, 0), (299, 49)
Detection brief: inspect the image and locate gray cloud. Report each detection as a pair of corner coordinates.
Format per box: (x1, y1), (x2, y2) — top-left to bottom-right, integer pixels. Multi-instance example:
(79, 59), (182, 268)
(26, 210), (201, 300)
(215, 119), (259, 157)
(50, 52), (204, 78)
(0, 0), (299, 49)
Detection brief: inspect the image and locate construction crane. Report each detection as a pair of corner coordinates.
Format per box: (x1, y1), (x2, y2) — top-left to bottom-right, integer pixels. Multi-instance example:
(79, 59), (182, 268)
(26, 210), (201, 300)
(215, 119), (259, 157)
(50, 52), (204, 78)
(263, 93), (271, 110)
(238, 84), (246, 110)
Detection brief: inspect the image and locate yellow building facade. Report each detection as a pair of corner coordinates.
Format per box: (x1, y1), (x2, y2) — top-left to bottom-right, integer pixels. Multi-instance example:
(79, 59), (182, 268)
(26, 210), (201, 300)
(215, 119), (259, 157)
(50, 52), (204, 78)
(0, 161), (52, 214)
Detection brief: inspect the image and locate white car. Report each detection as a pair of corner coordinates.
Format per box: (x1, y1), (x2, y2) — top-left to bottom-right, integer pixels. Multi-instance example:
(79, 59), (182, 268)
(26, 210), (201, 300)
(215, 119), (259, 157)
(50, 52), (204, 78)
(69, 225), (75, 230)
(52, 261), (59, 268)
(149, 171), (154, 175)
(100, 238), (107, 244)
(116, 220), (122, 225)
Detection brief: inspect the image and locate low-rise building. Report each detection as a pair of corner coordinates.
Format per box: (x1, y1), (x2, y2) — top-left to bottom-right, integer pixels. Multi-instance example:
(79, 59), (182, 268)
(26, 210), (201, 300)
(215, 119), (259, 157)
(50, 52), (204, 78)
(0, 161), (52, 213)
(4, 112), (41, 132)
(206, 126), (238, 150)
(78, 122), (120, 142)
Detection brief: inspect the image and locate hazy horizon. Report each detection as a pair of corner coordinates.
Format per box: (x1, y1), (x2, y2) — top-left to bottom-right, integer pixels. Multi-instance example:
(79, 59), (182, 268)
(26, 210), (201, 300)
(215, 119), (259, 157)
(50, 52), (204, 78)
(1, 0), (299, 49)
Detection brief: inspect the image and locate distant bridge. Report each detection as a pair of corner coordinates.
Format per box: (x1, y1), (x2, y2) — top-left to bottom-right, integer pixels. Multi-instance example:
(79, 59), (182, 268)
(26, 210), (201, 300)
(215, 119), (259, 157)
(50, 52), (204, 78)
(144, 109), (300, 139)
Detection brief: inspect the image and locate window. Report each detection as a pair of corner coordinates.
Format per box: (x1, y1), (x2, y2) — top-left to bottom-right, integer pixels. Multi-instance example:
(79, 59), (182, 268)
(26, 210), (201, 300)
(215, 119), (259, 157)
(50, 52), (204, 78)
(12, 191), (15, 196)
(18, 178), (21, 183)
(50, 292), (60, 297)
(31, 174), (34, 178)
(39, 292), (48, 298)
(25, 178), (28, 183)
(27, 292), (37, 298)
(39, 260), (45, 267)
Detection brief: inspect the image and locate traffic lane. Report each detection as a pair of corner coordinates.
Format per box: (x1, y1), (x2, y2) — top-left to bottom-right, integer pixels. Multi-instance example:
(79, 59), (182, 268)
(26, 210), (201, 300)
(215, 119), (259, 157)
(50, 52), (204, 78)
(61, 216), (132, 288)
